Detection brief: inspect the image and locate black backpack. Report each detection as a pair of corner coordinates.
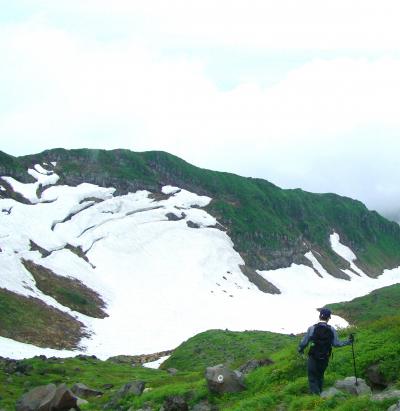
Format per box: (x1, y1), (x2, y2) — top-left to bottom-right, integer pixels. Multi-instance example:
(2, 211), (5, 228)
(309, 323), (334, 360)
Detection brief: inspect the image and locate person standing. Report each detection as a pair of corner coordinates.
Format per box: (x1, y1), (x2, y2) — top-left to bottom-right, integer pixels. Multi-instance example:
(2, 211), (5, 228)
(298, 308), (353, 395)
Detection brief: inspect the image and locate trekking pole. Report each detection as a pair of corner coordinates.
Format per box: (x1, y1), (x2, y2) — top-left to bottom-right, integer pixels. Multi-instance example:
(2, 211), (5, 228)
(350, 336), (358, 386)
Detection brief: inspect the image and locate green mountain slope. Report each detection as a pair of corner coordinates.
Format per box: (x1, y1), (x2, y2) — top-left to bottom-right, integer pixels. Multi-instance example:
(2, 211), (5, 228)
(326, 283), (400, 325)
(1, 148), (400, 279)
(160, 329), (294, 372)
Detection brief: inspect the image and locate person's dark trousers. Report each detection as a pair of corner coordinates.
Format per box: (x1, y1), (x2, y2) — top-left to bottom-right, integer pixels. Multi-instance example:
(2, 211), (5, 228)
(307, 355), (329, 395)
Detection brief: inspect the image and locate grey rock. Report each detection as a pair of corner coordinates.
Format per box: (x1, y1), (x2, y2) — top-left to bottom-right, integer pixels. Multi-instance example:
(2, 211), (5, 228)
(16, 384), (56, 411)
(320, 387), (344, 399)
(16, 383), (79, 411)
(76, 397), (89, 407)
(71, 383), (103, 398)
(43, 383), (80, 411)
(167, 368), (178, 376)
(104, 381), (146, 409)
(366, 363), (388, 389)
(160, 395), (188, 411)
(388, 400), (400, 411)
(102, 384), (114, 390)
(237, 359), (274, 375)
(117, 381), (146, 397)
(373, 389), (400, 401)
(334, 377), (372, 396)
(191, 400), (218, 411)
(205, 364), (245, 394)
(186, 221), (200, 229)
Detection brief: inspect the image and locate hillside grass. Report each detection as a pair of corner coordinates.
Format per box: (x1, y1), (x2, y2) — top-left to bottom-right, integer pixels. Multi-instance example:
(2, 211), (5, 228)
(0, 288), (87, 349)
(21, 259), (108, 319)
(161, 329), (295, 372)
(326, 283), (400, 325)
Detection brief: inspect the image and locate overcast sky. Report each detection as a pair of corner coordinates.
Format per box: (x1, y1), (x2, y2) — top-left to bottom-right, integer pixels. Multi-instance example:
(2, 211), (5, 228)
(1, 1), (400, 218)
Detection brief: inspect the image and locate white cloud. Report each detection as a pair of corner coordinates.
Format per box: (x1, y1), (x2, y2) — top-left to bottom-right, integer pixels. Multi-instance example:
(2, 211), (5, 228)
(24, 0), (400, 50)
(1, 6), (400, 215)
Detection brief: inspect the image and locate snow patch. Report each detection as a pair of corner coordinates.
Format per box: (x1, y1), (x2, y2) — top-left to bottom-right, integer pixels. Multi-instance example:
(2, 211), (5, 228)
(330, 232), (365, 276)
(0, 336), (79, 360)
(143, 355), (171, 369)
(162, 185), (180, 195)
(33, 164), (51, 175)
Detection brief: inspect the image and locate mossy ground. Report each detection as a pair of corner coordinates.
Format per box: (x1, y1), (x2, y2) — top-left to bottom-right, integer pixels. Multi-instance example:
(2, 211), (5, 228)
(0, 288), (87, 349)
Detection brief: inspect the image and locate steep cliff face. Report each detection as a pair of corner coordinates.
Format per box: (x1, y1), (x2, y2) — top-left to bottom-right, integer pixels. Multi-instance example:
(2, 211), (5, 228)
(2, 148), (400, 278)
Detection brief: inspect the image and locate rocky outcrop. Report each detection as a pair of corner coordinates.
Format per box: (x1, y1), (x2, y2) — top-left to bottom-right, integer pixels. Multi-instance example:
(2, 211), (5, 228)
(107, 350), (173, 367)
(366, 363), (388, 389)
(104, 381), (145, 409)
(159, 396), (188, 411)
(237, 358), (274, 375)
(388, 400), (400, 411)
(71, 383), (103, 398)
(239, 265), (280, 294)
(334, 377), (372, 396)
(191, 401), (219, 411)
(16, 383), (79, 411)
(205, 364), (245, 394)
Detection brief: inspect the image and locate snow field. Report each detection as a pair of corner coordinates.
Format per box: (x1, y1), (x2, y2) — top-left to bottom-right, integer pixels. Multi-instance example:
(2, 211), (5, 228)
(1, 166), (400, 360)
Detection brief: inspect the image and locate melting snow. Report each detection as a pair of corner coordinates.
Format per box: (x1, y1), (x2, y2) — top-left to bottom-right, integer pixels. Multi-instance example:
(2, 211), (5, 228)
(143, 355), (171, 369)
(1, 169), (400, 360)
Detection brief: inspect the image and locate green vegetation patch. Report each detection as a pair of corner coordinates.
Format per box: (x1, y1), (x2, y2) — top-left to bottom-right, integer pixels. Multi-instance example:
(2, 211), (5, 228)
(0, 287), (88, 349)
(326, 283), (400, 325)
(161, 329), (295, 372)
(22, 259), (108, 318)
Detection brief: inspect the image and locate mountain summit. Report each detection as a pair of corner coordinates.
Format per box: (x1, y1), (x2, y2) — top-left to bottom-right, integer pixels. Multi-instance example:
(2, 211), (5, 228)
(1, 148), (400, 359)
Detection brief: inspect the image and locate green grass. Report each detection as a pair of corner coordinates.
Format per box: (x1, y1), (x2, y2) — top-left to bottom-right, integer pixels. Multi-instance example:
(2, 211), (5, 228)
(21, 259), (107, 319)
(161, 329), (295, 372)
(0, 288), (87, 349)
(326, 283), (400, 325)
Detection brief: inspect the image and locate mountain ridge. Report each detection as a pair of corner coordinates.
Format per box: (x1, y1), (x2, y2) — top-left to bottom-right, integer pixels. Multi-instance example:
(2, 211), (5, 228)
(1, 148), (399, 278)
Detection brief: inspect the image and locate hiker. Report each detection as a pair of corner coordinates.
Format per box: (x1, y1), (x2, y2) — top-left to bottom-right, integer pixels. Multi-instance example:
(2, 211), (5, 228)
(298, 308), (353, 395)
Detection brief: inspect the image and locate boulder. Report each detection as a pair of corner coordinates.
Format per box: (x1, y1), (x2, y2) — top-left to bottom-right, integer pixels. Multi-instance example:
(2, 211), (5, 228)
(237, 359), (274, 375)
(388, 400), (400, 411)
(104, 381), (145, 409)
(167, 368), (178, 376)
(320, 387), (344, 399)
(102, 384), (114, 390)
(334, 377), (372, 396)
(160, 395), (188, 411)
(16, 383), (79, 411)
(71, 383), (103, 398)
(366, 364), (388, 389)
(191, 400), (219, 411)
(205, 364), (245, 394)
(373, 389), (400, 401)
(43, 383), (80, 411)
(117, 381), (146, 397)
(16, 384), (56, 411)
(4, 359), (33, 375)
(76, 397), (89, 407)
